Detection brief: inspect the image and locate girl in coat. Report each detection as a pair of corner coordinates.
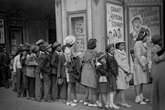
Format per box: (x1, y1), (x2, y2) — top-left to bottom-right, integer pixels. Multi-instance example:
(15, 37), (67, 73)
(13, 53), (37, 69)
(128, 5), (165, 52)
(97, 44), (119, 109)
(114, 40), (131, 108)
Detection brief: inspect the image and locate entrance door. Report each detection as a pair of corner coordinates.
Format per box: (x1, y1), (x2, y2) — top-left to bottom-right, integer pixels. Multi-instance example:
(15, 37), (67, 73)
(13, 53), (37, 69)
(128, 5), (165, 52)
(10, 27), (23, 55)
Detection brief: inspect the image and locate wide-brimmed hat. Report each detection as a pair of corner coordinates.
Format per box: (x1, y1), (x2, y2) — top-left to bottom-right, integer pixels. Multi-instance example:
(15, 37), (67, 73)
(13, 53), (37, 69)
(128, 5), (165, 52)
(106, 43), (115, 52)
(30, 45), (39, 53)
(40, 42), (52, 51)
(64, 35), (76, 45)
(52, 41), (61, 49)
(114, 39), (125, 45)
(87, 38), (97, 49)
(36, 39), (45, 46)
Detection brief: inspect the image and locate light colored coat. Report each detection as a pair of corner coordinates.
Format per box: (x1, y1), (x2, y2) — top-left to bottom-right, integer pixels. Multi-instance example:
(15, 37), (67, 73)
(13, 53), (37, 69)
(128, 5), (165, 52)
(114, 49), (130, 90)
(134, 41), (148, 85)
(13, 54), (22, 73)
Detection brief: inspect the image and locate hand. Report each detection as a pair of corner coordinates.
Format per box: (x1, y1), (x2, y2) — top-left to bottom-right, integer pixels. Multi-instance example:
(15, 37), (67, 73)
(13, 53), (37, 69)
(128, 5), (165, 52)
(142, 66), (147, 72)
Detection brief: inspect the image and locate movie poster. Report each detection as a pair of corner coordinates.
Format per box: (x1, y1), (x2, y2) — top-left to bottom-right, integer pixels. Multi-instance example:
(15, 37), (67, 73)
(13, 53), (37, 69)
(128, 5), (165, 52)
(106, 3), (124, 45)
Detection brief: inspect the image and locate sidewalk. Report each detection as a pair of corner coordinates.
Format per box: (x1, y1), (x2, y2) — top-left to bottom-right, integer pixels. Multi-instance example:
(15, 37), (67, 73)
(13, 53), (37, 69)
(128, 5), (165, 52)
(0, 85), (152, 110)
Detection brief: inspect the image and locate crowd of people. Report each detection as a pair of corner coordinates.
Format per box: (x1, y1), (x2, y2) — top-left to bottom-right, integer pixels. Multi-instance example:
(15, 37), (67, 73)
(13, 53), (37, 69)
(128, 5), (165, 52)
(0, 27), (165, 110)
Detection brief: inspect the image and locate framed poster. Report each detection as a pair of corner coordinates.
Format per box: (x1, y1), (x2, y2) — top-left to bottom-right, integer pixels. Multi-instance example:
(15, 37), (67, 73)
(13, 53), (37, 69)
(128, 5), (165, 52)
(67, 11), (87, 52)
(106, 2), (124, 45)
(0, 19), (5, 44)
(128, 5), (161, 49)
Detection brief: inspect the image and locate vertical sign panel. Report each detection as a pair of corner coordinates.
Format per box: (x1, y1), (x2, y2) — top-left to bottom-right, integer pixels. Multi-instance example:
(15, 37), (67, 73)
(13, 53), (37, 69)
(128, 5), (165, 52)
(106, 3), (124, 45)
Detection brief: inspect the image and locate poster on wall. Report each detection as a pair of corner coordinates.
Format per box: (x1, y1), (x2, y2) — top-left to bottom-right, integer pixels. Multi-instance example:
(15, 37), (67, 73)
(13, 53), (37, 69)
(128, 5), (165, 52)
(68, 13), (87, 52)
(0, 19), (5, 44)
(106, 3), (124, 45)
(128, 6), (161, 49)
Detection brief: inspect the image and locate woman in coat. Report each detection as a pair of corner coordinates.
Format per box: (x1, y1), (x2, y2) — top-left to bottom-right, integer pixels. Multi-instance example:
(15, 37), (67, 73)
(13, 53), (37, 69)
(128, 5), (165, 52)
(81, 38), (98, 107)
(114, 40), (131, 108)
(151, 36), (165, 110)
(133, 28), (149, 104)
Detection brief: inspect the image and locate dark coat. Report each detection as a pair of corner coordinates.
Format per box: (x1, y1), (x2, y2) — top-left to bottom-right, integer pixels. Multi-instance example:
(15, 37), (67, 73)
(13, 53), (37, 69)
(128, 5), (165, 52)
(97, 53), (118, 91)
(38, 51), (51, 74)
(51, 51), (59, 75)
(67, 57), (81, 82)
(57, 53), (66, 78)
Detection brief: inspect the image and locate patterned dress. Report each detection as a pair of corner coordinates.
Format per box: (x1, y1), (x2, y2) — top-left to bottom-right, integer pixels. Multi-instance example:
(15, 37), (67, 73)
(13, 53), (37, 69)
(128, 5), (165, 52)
(81, 49), (97, 88)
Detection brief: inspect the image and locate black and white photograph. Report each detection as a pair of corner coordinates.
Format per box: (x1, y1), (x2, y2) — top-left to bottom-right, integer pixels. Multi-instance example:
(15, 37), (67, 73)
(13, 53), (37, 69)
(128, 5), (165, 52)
(0, 0), (164, 110)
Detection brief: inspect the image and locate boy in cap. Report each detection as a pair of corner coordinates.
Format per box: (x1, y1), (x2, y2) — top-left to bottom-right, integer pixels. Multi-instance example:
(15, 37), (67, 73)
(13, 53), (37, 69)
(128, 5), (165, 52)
(35, 39), (45, 102)
(38, 42), (52, 102)
(51, 41), (61, 101)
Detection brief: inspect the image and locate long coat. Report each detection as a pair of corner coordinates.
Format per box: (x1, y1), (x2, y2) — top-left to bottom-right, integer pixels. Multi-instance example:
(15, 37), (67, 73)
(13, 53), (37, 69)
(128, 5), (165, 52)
(134, 41), (148, 85)
(51, 51), (59, 75)
(81, 49), (97, 88)
(114, 49), (130, 90)
(57, 53), (66, 78)
(152, 51), (165, 110)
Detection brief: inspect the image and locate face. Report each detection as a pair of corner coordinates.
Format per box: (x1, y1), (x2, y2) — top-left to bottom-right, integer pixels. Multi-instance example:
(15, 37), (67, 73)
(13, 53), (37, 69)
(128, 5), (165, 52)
(142, 36), (147, 43)
(109, 46), (115, 54)
(22, 51), (27, 56)
(56, 46), (61, 52)
(119, 43), (125, 51)
(132, 19), (142, 31)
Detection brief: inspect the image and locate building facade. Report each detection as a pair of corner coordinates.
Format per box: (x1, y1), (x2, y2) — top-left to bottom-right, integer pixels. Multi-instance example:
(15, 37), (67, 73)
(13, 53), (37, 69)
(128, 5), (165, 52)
(55, 0), (164, 52)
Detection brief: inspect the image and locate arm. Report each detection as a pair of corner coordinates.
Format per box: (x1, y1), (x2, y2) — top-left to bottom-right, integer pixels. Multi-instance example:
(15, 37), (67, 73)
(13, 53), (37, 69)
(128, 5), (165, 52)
(114, 51), (129, 73)
(51, 53), (58, 69)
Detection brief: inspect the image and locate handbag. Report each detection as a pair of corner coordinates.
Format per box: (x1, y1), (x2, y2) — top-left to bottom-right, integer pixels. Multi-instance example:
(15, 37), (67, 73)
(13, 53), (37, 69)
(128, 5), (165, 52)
(99, 76), (107, 82)
(57, 77), (64, 86)
(125, 74), (132, 82)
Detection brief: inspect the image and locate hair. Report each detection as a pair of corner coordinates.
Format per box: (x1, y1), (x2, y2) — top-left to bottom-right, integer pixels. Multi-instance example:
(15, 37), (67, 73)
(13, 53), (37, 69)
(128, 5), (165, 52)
(136, 28), (149, 41)
(106, 44), (114, 52)
(131, 16), (142, 24)
(151, 35), (162, 45)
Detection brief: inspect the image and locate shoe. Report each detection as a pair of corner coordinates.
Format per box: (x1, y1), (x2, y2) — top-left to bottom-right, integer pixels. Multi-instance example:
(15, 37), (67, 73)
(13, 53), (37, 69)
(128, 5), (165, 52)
(135, 96), (141, 103)
(96, 101), (102, 107)
(70, 102), (77, 107)
(112, 104), (120, 109)
(120, 103), (131, 108)
(83, 102), (88, 105)
(88, 103), (97, 107)
(66, 102), (71, 106)
(139, 101), (147, 105)
(73, 99), (78, 103)
(79, 100), (84, 103)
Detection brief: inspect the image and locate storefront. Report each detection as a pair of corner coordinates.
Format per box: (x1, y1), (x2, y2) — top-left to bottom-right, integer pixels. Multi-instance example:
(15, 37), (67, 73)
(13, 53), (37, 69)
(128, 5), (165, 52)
(55, 0), (164, 52)
(0, 0), (56, 55)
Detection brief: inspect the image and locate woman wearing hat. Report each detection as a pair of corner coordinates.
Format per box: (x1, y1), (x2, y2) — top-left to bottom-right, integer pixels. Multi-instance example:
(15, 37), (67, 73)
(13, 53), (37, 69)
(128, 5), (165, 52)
(133, 28), (149, 104)
(81, 38), (98, 106)
(114, 40), (131, 107)
(97, 44), (119, 109)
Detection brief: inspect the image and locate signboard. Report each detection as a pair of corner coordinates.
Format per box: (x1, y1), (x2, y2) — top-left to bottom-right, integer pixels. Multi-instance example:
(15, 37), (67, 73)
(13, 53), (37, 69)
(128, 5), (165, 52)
(0, 19), (5, 44)
(128, 6), (161, 48)
(106, 3), (124, 45)
(68, 12), (87, 52)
